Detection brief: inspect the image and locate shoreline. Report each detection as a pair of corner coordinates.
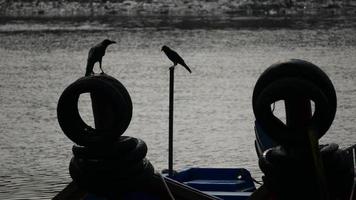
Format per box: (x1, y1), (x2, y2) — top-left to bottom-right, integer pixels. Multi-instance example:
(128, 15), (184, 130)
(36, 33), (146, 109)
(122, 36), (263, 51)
(1, 14), (355, 32)
(1, 1), (356, 18)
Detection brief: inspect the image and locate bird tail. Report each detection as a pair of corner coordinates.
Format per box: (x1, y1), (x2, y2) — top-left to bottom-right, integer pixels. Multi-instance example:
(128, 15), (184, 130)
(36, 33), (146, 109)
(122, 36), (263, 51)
(182, 62), (192, 73)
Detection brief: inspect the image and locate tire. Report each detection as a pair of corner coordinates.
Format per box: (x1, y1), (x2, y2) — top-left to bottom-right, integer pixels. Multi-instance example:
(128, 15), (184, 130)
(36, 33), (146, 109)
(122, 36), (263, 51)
(252, 59), (337, 126)
(91, 75), (133, 131)
(72, 137), (147, 163)
(254, 78), (332, 145)
(72, 157), (149, 177)
(69, 157), (154, 193)
(57, 76), (131, 146)
(72, 136), (136, 158)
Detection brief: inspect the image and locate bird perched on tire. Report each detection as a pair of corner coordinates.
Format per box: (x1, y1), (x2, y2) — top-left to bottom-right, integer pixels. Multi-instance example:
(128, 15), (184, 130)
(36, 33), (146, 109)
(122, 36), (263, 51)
(161, 45), (192, 73)
(85, 39), (116, 76)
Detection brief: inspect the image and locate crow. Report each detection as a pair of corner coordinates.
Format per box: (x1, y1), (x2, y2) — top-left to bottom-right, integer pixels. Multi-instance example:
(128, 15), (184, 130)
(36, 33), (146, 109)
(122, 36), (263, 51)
(161, 45), (192, 73)
(85, 39), (116, 76)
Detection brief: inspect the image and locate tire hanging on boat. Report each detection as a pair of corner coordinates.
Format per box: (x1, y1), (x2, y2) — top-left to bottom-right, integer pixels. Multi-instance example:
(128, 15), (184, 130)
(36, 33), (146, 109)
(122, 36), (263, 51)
(57, 76), (132, 146)
(252, 59), (337, 132)
(69, 156), (154, 193)
(57, 75), (155, 194)
(91, 74), (133, 128)
(72, 137), (148, 162)
(252, 59), (337, 145)
(254, 78), (332, 145)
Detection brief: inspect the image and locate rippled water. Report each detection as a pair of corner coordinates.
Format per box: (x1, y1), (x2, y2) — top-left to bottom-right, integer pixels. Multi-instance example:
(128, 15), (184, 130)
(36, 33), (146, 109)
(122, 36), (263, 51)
(0, 16), (355, 199)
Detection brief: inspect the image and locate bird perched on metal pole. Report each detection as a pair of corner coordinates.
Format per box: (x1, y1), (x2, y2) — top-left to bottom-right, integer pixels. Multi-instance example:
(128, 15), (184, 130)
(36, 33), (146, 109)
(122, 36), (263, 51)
(161, 45), (192, 73)
(85, 39), (116, 76)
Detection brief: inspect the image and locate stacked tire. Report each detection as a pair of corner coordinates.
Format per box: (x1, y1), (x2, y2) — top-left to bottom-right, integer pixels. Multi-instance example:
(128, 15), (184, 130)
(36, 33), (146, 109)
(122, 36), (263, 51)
(252, 59), (337, 146)
(57, 75), (154, 194)
(252, 60), (353, 199)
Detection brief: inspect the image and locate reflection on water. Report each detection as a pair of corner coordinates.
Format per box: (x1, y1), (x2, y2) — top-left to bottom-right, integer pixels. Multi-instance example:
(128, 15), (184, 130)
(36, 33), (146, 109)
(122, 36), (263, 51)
(0, 17), (355, 199)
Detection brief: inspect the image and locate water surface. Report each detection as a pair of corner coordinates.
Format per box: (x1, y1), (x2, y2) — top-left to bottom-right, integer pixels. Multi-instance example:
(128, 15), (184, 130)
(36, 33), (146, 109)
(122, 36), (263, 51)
(0, 16), (355, 199)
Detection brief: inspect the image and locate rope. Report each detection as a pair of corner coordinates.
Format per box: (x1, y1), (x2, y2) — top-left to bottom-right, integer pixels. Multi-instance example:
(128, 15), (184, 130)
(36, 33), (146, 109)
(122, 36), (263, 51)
(271, 102), (276, 113)
(252, 177), (263, 186)
(157, 172), (175, 200)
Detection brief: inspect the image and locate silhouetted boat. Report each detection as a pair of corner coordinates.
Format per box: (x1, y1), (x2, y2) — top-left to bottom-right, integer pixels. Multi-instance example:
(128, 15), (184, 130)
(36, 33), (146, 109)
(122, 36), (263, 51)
(54, 59), (355, 200)
(54, 167), (256, 200)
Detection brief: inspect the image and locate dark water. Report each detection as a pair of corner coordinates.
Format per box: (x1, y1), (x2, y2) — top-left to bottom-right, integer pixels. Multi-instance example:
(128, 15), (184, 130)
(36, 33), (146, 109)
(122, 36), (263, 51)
(0, 16), (355, 199)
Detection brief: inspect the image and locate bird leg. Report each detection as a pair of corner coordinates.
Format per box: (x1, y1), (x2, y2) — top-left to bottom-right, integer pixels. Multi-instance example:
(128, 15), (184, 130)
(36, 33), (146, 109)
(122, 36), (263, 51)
(99, 60), (105, 74)
(169, 64), (176, 70)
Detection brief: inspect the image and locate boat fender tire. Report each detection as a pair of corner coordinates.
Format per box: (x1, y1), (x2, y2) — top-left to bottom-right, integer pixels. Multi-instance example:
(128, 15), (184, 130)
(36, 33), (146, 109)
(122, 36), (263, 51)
(71, 157), (149, 178)
(72, 136), (147, 161)
(91, 75), (133, 129)
(72, 136), (137, 156)
(69, 157), (154, 192)
(252, 59), (336, 125)
(255, 78), (332, 145)
(69, 157), (88, 189)
(57, 76), (131, 146)
(126, 159), (155, 184)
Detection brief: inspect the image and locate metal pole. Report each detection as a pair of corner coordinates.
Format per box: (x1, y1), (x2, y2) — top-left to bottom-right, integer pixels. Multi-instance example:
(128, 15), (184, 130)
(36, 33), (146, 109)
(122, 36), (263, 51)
(169, 67), (174, 177)
(349, 147), (355, 200)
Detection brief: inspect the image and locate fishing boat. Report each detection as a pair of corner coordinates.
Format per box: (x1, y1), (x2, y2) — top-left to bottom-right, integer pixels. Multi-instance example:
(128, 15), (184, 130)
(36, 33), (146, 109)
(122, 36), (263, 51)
(54, 59), (355, 200)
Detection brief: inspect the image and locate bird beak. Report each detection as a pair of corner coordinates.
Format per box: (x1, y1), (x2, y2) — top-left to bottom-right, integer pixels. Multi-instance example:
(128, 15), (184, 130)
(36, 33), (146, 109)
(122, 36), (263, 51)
(111, 41), (116, 44)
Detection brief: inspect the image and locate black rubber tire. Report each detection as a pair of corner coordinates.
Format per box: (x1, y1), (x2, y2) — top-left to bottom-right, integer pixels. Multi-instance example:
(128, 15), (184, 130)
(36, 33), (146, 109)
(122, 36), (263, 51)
(72, 136), (136, 157)
(91, 74), (133, 130)
(252, 59), (337, 126)
(254, 78), (332, 145)
(71, 157), (149, 177)
(69, 157), (154, 193)
(57, 76), (131, 146)
(72, 137), (147, 163)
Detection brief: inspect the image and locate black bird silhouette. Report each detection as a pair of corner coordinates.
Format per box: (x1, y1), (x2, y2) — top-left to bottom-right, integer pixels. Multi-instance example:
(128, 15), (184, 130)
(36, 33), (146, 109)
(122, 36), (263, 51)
(161, 45), (192, 73)
(85, 39), (116, 76)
